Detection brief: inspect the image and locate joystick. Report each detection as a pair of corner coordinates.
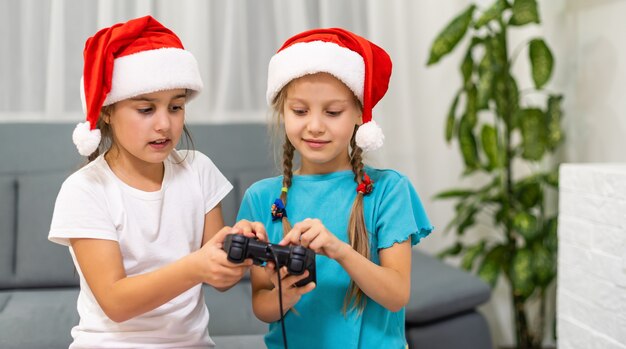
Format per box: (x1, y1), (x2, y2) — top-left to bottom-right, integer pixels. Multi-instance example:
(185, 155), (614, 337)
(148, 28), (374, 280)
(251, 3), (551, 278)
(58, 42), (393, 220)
(223, 234), (316, 287)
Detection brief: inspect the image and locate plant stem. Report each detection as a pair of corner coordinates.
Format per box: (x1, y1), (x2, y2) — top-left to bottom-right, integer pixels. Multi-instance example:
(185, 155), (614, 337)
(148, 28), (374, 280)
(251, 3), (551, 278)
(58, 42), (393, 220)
(537, 288), (547, 348)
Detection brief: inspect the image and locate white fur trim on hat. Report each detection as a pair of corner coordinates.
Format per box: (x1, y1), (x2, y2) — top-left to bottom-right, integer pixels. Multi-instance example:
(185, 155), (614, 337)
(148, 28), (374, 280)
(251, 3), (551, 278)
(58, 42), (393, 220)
(73, 121), (101, 156)
(103, 47), (203, 106)
(266, 41), (365, 105)
(355, 120), (384, 152)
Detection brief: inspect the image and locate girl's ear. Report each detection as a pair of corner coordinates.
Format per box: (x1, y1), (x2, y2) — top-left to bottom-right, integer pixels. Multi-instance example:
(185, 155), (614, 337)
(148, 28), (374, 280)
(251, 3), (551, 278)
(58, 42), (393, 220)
(101, 105), (114, 124)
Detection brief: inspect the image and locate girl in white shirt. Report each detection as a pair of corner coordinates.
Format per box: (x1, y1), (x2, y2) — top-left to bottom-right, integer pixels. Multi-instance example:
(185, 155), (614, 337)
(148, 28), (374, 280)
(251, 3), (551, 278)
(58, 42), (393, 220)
(48, 15), (265, 348)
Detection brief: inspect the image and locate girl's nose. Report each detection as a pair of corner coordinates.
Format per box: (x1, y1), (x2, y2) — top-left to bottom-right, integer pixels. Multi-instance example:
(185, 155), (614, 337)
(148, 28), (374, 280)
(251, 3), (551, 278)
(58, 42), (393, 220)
(154, 109), (171, 131)
(306, 113), (325, 135)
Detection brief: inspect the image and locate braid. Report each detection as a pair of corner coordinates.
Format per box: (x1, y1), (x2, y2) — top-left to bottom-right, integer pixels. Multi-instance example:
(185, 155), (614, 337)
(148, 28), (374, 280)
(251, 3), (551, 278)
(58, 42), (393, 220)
(343, 126), (370, 315)
(281, 137), (295, 236)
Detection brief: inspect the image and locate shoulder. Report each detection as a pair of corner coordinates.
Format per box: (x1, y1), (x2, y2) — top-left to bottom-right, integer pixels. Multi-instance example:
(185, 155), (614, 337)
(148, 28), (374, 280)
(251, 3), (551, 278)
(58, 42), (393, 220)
(171, 149), (215, 170)
(54, 157), (114, 209)
(244, 176), (283, 200)
(243, 176), (283, 197)
(170, 149), (225, 181)
(365, 167), (410, 186)
(60, 157), (110, 193)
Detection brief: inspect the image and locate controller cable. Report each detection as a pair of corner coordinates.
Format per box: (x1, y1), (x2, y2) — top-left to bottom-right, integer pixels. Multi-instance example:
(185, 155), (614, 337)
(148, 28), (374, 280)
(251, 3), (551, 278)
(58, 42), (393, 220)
(267, 244), (289, 349)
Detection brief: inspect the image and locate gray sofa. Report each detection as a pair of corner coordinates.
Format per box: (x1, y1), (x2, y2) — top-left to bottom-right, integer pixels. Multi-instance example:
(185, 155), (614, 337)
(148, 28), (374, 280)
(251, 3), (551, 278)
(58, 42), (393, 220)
(0, 123), (493, 349)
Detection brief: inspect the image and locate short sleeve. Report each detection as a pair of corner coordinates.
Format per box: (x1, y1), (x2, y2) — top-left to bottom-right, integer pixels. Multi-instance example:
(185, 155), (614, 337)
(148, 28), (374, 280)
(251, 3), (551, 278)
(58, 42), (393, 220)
(237, 189), (262, 223)
(375, 175), (434, 249)
(188, 151), (233, 214)
(48, 175), (118, 247)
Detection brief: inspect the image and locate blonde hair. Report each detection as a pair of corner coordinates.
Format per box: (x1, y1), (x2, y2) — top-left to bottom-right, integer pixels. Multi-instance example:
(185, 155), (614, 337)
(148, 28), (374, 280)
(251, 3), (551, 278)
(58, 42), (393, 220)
(271, 84), (370, 315)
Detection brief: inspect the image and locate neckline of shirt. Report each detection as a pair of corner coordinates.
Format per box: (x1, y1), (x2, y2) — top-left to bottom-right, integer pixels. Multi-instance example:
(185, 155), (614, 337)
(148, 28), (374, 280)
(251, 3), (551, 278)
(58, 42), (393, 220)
(97, 154), (172, 201)
(291, 168), (362, 182)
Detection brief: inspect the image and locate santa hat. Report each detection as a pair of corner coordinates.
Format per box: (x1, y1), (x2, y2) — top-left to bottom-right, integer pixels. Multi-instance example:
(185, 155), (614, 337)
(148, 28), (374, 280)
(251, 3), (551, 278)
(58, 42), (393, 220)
(73, 15), (203, 156)
(266, 28), (392, 152)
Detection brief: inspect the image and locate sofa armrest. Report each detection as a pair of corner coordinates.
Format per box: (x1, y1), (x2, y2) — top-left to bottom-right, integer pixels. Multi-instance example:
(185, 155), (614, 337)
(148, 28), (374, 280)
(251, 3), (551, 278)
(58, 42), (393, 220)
(407, 249), (491, 324)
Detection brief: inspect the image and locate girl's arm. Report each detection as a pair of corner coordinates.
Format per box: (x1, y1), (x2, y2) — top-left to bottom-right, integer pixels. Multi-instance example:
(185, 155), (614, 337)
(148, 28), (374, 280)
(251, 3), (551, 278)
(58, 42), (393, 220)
(250, 264), (316, 323)
(282, 218), (412, 312)
(335, 240), (411, 312)
(202, 204), (268, 246)
(70, 205), (252, 323)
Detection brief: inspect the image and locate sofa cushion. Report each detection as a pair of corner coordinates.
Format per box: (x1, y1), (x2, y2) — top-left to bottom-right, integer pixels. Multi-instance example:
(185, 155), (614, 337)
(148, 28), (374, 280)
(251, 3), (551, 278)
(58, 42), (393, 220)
(406, 310), (492, 349)
(0, 289), (79, 349)
(406, 250), (491, 324)
(0, 176), (16, 289)
(15, 172), (78, 288)
(213, 334), (265, 348)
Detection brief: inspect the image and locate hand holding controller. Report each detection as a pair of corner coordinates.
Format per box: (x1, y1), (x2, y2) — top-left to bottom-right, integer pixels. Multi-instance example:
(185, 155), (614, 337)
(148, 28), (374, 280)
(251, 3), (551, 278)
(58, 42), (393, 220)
(223, 234), (316, 287)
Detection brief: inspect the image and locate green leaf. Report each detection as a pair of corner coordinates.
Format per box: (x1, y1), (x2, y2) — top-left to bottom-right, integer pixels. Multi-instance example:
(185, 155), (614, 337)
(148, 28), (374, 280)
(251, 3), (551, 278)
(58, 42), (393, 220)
(445, 90), (462, 143)
(478, 245), (507, 287)
(457, 206), (478, 235)
(474, 0), (510, 28)
(514, 179), (542, 208)
(461, 241), (486, 271)
(543, 217), (558, 253)
(529, 38), (554, 89)
(533, 244), (556, 287)
(435, 188), (475, 199)
(477, 51), (493, 110)
(428, 5), (476, 65)
(437, 242), (464, 259)
(489, 34), (507, 71)
(546, 94), (564, 150)
(494, 74), (519, 123)
(461, 49), (474, 85)
(458, 115), (480, 171)
(510, 248), (535, 299)
(509, 0), (540, 26)
(513, 211), (539, 240)
(465, 84), (478, 126)
(481, 125), (500, 170)
(543, 170), (559, 187)
(519, 108), (547, 160)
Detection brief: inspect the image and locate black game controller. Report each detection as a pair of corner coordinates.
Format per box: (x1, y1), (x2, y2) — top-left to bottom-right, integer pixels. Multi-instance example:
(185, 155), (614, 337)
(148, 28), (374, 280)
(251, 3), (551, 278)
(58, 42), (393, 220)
(223, 234), (316, 287)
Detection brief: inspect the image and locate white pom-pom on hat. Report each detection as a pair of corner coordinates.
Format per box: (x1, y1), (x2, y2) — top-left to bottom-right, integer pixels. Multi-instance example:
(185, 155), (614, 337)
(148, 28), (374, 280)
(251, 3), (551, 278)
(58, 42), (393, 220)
(355, 120), (385, 152)
(73, 121), (101, 156)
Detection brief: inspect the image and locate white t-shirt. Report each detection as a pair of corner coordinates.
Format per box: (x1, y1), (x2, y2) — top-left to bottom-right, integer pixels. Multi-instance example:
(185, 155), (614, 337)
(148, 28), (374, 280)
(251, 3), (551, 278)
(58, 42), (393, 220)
(49, 150), (232, 349)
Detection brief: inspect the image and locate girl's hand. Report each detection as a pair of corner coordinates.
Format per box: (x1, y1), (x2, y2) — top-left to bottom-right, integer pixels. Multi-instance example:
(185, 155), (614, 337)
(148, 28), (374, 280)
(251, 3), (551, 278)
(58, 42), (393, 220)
(196, 226), (253, 290)
(264, 262), (316, 310)
(233, 219), (268, 242)
(280, 218), (350, 260)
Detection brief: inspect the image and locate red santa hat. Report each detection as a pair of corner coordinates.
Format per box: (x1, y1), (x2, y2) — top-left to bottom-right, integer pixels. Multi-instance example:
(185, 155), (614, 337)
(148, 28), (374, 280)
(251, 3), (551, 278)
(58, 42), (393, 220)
(73, 15), (203, 156)
(266, 28), (392, 152)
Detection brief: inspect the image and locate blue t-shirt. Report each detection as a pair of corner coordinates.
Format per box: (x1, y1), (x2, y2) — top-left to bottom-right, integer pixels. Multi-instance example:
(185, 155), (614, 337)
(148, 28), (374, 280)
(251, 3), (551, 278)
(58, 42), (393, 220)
(237, 167), (433, 349)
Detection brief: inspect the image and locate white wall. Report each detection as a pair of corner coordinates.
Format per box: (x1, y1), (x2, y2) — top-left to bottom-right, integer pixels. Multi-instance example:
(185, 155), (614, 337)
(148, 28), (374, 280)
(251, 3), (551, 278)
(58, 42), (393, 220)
(558, 164), (626, 348)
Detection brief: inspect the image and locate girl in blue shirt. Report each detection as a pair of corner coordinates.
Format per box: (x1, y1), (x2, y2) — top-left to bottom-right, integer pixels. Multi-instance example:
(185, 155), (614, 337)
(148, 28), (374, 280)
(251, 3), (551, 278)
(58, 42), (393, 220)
(237, 28), (433, 349)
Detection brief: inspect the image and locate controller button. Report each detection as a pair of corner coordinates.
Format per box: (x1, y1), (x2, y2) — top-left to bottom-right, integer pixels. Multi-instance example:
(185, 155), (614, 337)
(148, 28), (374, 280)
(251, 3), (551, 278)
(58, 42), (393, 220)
(290, 259), (304, 273)
(230, 246), (244, 260)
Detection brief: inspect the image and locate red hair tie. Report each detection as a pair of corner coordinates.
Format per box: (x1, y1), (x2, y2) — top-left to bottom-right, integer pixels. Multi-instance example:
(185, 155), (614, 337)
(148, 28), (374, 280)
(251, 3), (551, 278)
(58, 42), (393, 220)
(356, 173), (374, 195)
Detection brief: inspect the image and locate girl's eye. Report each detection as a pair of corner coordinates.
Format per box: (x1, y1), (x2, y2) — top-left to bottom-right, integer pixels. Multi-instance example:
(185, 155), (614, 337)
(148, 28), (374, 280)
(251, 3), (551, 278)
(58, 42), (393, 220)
(138, 107), (153, 114)
(292, 109), (307, 116)
(170, 105), (185, 112)
(327, 111), (342, 117)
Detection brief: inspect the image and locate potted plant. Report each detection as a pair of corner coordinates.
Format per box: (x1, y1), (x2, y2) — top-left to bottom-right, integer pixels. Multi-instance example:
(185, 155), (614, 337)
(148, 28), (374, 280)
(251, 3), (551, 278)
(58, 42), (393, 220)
(426, 1), (563, 348)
